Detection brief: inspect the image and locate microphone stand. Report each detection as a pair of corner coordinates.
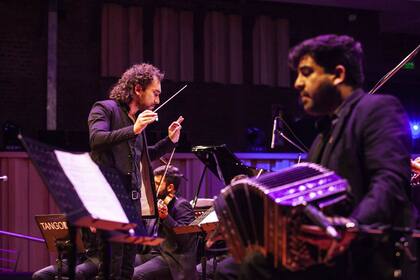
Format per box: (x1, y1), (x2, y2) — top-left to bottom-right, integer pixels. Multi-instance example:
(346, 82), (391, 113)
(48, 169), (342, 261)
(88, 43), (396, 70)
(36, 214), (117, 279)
(270, 115), (309, 164)
(271, 126), (308, 164)
(279, 131), (307, 164)
(277, 115), (309, 152)
(278, 131), (308, 153)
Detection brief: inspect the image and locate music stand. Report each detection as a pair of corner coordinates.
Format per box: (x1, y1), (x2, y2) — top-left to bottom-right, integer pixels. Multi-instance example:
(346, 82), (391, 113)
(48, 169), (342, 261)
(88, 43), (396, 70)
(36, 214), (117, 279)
(35, 214), (84, 253)
(191, 145), (260, 209)
(35, 214), (85, 280)
(174, 207), (218, 235)
(20, 136), (162, 279)
(191, 145), (263, 280)
(192, 145), (257, 185)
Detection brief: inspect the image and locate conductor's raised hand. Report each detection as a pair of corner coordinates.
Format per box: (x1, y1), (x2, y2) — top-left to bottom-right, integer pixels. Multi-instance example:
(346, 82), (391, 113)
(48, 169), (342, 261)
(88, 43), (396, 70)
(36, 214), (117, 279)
(133, 110), (158, 135)
(168, 116), (184, 143)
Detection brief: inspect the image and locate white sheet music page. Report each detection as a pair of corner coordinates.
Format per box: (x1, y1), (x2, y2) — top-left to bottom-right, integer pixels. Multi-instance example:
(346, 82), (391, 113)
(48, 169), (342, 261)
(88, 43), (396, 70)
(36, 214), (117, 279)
(199, 210), (219, 225)
(54, 150), (129, 224)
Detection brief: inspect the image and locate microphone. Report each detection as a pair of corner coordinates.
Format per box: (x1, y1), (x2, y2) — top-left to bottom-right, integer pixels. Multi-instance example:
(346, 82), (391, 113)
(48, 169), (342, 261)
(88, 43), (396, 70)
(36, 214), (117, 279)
(303, 204), (340, 240)
(0, 175), (7, 182)
(270, 117), (278, 149)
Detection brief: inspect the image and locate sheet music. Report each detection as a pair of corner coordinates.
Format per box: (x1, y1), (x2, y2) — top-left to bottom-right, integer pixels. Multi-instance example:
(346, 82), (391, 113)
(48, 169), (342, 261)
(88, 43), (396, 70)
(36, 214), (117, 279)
(54, 151), (129, 224)
(199, 210), (218, 225)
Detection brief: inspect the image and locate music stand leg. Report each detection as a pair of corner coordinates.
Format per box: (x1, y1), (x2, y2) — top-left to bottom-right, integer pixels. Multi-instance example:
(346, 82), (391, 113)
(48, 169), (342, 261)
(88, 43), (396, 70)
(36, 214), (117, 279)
(55, 240), (67, 280)
(199, 232), (207, 280)
(100, 230), (111, 280)
(67, 225), (77, 280)
(192, 166), (207, 209)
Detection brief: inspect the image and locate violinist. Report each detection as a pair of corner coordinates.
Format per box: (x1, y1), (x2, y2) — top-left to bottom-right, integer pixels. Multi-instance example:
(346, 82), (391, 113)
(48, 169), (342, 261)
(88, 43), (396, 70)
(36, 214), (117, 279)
(133, 165), (197, 280)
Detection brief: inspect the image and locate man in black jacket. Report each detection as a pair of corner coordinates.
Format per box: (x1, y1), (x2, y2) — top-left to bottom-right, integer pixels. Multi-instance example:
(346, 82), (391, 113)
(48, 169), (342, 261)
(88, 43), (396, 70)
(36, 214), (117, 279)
(215, 34), (416, 280)
(133, 165), (197, 280)
(88, 63), (184, 280)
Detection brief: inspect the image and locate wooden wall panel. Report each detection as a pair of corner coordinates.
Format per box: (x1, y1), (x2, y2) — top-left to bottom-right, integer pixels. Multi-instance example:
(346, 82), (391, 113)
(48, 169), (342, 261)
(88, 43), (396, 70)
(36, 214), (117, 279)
(9, 158), (30, 271)
(28, 163), (53, 271)
(0, 153), (59, 273)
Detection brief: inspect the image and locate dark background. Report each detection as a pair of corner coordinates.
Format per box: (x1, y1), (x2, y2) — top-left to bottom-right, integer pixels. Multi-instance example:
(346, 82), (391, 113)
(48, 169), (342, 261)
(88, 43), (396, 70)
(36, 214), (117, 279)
(1, 0), (419, 153)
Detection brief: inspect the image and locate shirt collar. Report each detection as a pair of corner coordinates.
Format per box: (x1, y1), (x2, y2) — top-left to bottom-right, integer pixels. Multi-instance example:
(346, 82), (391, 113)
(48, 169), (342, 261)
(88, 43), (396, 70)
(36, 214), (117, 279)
(334, 88), (363, 119)
(315, 88), (363, 133)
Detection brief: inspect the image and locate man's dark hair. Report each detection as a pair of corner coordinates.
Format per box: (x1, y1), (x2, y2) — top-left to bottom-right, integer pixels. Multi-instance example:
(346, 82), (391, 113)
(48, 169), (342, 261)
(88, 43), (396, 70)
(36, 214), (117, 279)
(109, 63), (164, 104)
(154, 165), (182, 191)
(289, 34), (364, 87)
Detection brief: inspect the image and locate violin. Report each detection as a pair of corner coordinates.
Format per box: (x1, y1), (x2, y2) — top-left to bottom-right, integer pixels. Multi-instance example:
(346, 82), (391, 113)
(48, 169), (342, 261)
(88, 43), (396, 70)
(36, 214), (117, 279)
(158, 193), (175, 207)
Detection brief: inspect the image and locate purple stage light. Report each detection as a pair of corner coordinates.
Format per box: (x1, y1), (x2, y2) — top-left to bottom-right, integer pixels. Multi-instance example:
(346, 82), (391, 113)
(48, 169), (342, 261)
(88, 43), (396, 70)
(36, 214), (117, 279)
(411, 121), (420, 139)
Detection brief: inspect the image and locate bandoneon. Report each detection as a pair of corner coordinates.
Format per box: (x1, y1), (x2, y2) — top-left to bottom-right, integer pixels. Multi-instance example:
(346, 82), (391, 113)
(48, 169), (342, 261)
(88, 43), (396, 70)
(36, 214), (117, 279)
(214, 163), (350, 271)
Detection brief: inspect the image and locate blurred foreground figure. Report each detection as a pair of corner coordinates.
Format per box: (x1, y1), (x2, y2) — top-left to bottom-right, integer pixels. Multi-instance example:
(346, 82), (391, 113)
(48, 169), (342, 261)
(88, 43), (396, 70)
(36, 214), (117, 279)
(215, 34), (416, 280)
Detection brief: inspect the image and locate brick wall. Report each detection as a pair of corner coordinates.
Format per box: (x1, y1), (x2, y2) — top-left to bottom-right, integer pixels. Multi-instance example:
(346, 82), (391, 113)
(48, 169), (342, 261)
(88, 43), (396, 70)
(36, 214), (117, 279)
(0, 0), (47, 144)
(0, 0), (102, 150)
(57, 0), (102, 132)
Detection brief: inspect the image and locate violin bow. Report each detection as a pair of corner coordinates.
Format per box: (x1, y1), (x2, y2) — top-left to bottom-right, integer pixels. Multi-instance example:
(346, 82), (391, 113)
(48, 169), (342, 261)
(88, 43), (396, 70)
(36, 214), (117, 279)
(369, 44), (420, 94)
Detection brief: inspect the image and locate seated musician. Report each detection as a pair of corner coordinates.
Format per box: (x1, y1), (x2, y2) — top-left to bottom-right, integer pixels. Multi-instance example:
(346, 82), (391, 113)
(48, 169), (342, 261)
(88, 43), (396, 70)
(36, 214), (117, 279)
(215, 34), (417, 280)
(132, 165), (197, 280)
(32, 228), (99, 280)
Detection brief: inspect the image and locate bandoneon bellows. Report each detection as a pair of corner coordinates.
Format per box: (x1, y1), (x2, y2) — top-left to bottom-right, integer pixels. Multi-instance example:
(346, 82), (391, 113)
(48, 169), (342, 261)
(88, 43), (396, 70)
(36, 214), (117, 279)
(214, 162), (350, 271)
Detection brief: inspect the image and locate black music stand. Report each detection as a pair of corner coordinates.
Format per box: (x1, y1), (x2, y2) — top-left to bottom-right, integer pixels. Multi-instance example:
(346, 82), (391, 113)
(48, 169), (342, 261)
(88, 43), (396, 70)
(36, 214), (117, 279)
(173, 207), (218, 235)
(191, 145), (259, 208)
(191, 145), (259, 279)
(35, 214), (84, 253)
(19, 136), (161, 279)
(35, 214), (85, 280)
(192, 145), (257, 185)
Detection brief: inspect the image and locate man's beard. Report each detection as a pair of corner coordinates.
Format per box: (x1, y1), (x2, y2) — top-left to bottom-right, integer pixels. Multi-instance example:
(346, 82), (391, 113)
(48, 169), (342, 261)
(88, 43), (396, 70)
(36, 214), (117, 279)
(158, 189), (168, 199)
(310, 81), (342, 116)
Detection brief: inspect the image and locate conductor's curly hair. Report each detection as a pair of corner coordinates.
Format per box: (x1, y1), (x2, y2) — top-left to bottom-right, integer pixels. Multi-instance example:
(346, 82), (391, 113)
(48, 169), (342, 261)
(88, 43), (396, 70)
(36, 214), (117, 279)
(109, 63), (164, 104)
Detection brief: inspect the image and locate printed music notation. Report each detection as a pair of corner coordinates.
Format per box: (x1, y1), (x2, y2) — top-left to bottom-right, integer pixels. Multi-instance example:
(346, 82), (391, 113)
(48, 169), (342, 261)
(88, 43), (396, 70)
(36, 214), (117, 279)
(54, 150), (129, 224)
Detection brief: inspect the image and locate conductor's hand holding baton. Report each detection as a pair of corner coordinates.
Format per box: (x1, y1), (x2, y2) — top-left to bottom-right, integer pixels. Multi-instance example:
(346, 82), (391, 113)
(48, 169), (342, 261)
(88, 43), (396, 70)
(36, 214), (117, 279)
(133, 110), (158, 135)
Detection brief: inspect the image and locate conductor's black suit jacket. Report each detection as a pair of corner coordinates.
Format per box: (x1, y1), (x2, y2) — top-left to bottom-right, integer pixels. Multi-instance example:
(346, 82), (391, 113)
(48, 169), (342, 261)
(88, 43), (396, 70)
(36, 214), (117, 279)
(88, 99), (174, 219)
